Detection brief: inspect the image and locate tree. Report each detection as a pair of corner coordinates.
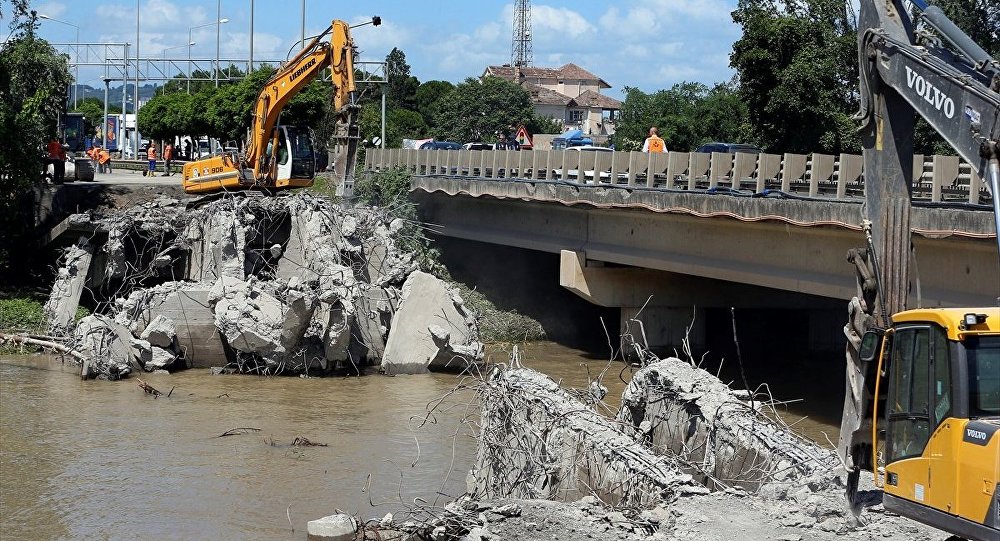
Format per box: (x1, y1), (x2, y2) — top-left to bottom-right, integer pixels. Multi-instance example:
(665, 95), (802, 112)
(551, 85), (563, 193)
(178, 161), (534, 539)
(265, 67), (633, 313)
(203, 66), (275, 143)
(386, 108), (430, 147)
(70, 97), (110, 137)
(385, 48), (419, 110)
(433, 77), (535, 143)
(730, 0), (859, 154)
(0, 6), (72, 280)
(137, 91), (197, 143)
(415, 80), (454, 127)
(613, 82), (751, 152)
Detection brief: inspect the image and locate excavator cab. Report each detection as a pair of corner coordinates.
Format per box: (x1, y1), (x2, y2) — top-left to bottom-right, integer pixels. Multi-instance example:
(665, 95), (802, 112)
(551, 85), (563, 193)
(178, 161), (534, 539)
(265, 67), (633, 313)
(865, 308), (1000, 540)
(270, 126), (316, 186)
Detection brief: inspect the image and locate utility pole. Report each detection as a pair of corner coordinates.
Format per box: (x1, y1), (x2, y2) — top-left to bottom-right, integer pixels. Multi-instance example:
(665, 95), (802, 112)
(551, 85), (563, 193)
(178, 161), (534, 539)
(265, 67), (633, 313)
(512, 0), (532, 68)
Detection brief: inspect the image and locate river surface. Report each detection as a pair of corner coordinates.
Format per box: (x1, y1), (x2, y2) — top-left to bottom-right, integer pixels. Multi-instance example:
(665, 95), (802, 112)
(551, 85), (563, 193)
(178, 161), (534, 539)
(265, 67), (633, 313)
(0, 342), (838, 540)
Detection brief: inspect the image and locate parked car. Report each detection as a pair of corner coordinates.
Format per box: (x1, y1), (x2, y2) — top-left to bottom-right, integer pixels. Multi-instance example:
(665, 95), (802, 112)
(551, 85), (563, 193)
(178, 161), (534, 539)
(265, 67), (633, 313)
(420, 141), (462, 150)
(463, 142), (494, 151)
(694, 142), (762, 155)
(552, 146), (614, 182)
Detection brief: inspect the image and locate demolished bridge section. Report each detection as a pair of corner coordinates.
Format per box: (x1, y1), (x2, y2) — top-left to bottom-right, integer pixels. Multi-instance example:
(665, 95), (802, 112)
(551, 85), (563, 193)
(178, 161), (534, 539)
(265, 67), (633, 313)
(45, 194), (483, 378)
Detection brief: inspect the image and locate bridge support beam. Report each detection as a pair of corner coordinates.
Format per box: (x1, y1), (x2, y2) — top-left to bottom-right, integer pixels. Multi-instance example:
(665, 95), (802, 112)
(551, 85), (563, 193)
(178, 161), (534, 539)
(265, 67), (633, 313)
(560, 249), (708, 351)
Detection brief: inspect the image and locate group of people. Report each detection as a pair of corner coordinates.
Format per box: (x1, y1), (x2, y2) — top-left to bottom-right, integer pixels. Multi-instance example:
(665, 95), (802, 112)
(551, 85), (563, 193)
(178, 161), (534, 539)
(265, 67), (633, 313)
(86, 145), (113, 174)
(142, 142), (174, 177)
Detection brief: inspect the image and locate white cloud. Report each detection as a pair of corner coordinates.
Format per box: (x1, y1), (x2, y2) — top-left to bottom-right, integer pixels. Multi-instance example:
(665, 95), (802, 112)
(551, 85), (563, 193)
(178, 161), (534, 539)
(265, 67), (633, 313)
(34, 1), (68, 18)
(531, 5), (595, 39)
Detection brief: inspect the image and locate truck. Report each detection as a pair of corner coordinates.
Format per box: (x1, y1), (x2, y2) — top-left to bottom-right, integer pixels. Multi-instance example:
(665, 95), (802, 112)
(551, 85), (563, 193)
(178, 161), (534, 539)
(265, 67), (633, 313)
(182, 17), (379, 195)
(839, 1), (1000, 539)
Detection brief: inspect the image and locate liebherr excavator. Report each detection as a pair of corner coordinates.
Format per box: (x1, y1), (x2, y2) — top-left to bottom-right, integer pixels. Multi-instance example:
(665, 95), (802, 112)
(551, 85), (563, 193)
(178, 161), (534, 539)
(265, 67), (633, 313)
(182, 18), (378, 195)
(839, 1), (1000, 540)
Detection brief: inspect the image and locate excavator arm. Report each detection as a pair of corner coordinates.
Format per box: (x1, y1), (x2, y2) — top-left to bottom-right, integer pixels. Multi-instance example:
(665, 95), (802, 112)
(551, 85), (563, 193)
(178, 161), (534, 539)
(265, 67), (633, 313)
(841, 0), (1000, 509)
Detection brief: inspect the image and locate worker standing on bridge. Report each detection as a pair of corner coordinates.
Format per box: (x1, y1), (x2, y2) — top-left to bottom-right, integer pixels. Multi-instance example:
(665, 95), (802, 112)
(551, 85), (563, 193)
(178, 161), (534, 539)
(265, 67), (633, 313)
(162, 143), (174, 176)
(642, 127), (666, 153)
(145, 143), (157, 177)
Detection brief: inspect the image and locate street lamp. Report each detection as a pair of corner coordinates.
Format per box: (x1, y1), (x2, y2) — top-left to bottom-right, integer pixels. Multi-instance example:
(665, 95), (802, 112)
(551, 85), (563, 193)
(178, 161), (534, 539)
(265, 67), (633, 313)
(189, 18), (228, 92)
(39, 14), (80, 109)
(249, 0), (254, 71)
(216, 0), (224, 87)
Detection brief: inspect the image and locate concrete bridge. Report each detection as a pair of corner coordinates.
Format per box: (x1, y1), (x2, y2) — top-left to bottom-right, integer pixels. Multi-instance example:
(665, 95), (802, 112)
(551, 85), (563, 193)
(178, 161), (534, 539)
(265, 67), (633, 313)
(364, 148), (999, 351)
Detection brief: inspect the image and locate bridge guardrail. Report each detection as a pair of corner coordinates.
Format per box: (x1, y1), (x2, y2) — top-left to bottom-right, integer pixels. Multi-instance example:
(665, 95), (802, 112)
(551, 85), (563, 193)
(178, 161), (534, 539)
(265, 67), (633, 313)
(363, 148), (992, 205)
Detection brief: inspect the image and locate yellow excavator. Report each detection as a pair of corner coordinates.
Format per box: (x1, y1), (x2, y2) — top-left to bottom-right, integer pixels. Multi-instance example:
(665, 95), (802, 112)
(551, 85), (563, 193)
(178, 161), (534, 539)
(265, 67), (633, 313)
(840, 1), (1000, 540)
(182, 17), (379, 195)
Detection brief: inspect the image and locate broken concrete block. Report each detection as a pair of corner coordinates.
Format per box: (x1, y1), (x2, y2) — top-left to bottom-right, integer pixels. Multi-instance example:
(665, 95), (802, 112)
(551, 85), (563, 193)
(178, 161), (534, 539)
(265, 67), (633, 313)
(348, 286), (398, 363)
(306, 513), (356, 541)
(126, 283), (228, 368)
(74, 315), (138, 379)
(381, 271), (483, 375)
(43, 242), (93, 336)
(140, 314), (176, 348)
(211, 277), (285, 354)
(617, 357), (839, 492)
(132, 338), (153, 366)
(144, 346), (177, 371)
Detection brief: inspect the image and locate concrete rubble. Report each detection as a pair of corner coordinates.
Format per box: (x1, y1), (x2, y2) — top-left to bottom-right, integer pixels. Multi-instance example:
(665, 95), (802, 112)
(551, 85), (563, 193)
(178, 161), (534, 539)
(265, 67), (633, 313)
(43, 193), (483, 377)
(617, 357), (840, 492)
(447, 362), (944, 541)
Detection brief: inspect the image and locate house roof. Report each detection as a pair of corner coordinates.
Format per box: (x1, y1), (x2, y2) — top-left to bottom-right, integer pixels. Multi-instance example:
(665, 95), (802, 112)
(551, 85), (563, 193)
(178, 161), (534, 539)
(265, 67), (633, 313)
(522, 82), (573, 106)
(484, 63), (612, 89)
(572, 90), (622, 110)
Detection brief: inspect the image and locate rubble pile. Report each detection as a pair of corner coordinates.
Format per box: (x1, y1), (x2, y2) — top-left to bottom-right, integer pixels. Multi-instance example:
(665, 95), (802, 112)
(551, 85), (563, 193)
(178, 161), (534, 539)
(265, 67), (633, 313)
(617, 357), (840, 492)
(44, 193), (483, 378)
(469, 367), (707, 508)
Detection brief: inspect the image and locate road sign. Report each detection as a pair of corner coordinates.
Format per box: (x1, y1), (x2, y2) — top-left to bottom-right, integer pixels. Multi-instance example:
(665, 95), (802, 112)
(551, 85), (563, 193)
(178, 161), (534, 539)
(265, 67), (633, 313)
(515, 125), (533, 149)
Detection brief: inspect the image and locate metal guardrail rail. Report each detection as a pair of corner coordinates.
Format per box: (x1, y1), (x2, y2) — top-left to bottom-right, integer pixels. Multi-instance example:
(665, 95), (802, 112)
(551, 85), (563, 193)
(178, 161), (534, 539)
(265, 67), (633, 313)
(364, 148), (993, 205)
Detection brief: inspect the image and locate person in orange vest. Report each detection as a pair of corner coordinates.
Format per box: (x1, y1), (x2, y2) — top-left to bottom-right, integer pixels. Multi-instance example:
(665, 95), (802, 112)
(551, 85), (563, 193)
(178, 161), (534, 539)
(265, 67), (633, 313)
(86, 145), (99, 173)
(642, 127), (666, 153)
(46, 137), (66, 183)
(98, 147), (112, 174)
(144, 143), (157, 177)
(162, 143), (174, 176)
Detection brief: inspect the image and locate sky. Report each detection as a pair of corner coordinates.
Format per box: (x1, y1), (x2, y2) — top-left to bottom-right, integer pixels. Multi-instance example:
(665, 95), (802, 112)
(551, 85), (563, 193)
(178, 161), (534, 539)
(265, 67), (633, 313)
(27, 0), (742, 99)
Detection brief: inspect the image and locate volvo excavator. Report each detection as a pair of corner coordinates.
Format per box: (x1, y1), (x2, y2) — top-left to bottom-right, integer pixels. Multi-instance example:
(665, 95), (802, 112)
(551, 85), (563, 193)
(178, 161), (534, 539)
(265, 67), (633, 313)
(839, 1), (1000, 540)
(182, 17), (379, 195)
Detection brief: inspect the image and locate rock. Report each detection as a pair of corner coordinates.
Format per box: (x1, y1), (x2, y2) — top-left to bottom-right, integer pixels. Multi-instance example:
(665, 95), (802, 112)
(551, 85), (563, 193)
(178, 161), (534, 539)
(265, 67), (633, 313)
(379, 513), (393, 528)
(132, 338), (153, 366)
(43, 242), (94, 336)
(140, 314), (177, 348)
(463, 526), (490, 541)
(381, 271), (484, 374)
(74, 315), (137, 379)
(145, 346), (177, 371)
(306, 513), (356, 541)
(776, 535), (803, 541)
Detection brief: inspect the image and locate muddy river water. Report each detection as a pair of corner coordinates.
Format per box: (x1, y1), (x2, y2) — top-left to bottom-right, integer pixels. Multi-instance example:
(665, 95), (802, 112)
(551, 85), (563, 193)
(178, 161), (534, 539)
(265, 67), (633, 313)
(1, 342), (838, 540)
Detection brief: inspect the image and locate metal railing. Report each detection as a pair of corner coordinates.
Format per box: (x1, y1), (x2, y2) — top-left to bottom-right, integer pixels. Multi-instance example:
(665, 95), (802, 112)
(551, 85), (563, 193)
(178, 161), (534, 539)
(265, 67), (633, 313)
(364, 148), (992, 205)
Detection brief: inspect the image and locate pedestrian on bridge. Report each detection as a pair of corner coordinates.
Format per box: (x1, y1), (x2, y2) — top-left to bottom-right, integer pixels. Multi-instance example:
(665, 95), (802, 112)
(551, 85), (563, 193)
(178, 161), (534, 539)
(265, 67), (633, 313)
(642, 127), (666, 153)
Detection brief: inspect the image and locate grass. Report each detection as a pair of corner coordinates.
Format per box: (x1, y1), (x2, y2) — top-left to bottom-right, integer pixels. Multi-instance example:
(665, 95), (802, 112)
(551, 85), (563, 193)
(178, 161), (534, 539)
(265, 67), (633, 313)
(0, 292), (89, 353)
(453, 282), (546, 344)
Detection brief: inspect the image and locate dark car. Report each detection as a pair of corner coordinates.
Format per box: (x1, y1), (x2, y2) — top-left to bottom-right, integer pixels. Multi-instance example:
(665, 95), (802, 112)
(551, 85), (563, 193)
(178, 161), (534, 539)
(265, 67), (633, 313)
(420, 141), (462, 150)
(695, 142), (763, 155)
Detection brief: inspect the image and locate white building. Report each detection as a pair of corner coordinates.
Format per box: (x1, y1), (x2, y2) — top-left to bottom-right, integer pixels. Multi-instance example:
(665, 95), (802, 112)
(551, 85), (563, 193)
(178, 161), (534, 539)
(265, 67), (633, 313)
(482, 63), (622, 136)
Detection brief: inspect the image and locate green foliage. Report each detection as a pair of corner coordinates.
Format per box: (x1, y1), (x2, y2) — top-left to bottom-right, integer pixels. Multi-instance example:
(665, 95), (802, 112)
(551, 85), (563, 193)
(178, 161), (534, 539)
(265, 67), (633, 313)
(386, 108), (430, 147)
(204, 66), (275, 142)
(0, 296), (44, 332)
(137, 91), (197, 142)
(386, 48), (419, 110)
(615, 82), (751, 151)
(283, 79), (330, 130)
(730, 0), (859, 154)
(433, 76), (535, 143)
(415, 80), (454, 124)
(0, 9), (72, 281)
(354, 167), (411, 208)
(526, 114), (563, 136)
(453, 283), (546, 343)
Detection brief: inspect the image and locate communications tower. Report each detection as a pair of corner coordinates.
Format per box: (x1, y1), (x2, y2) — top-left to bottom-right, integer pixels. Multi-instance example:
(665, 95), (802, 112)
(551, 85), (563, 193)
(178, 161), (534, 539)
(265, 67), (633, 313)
(512, 0), (532, 68)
